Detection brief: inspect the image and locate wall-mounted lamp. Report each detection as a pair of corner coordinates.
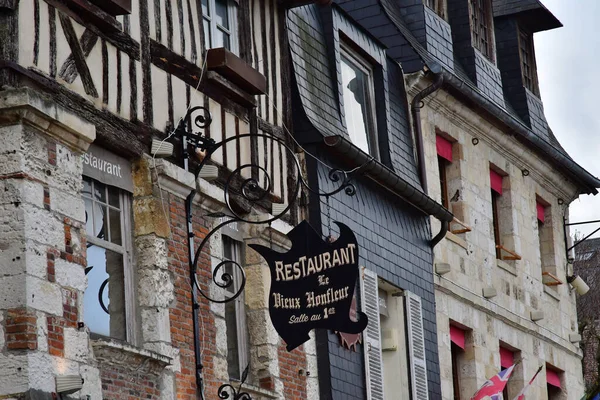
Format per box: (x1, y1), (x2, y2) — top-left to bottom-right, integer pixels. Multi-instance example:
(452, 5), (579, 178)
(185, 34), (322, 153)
(567, 275), (590, 296)
(472, 138), (479, 146)
(56, 375), (84, 395)
(150, 139), (174, 158)
(521, 169), (530, 177)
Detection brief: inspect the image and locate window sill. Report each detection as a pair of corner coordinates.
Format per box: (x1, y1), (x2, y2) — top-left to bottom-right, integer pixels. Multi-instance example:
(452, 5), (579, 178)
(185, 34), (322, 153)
(497, 259), (517, 276)
(544, 286), (560, 302)
(227, 381), (278, 399)
(91, 338), (172, 373)
(445, 231), (467, 249)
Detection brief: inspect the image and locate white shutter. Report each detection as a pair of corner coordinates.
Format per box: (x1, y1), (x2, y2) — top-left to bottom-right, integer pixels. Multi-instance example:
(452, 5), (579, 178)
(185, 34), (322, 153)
(405, 290), (429, 400)
(360, 267), (385, 400)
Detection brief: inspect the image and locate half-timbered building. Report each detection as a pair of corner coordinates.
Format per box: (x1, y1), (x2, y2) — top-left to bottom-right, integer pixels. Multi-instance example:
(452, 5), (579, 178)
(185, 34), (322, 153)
(0, 0), (317, 398)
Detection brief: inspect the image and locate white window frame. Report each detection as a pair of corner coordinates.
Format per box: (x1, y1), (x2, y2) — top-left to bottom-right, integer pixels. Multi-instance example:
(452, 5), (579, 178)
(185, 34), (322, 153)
(202, 0), (239, 54)
(222, 235), (249, 380)
(340, 43), (380, 160)
(82, 177), (136, 344)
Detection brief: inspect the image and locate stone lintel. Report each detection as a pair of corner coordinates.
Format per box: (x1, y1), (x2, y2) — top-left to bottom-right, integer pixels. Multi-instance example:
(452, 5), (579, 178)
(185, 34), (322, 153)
(0, 88), (96, 153)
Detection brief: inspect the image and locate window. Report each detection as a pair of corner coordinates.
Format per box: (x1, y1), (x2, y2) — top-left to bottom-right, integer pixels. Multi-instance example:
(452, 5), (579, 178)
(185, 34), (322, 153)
(469, 0), (494, 61)
(490, 168), (520, 262)
(424, 0), (445, 18)
(223, 236), (249, 380)
(490, 169), (503, 259)
(546, 365), (564, 400)
(499, 346), (517, 399)
(83, 176), (134, 342)
(379, 288), (410, 399)
(450, 325), (466, 400)
(361, 268), (426, 399)
(518, 28), (539, 95)
(340, 46), (378, 158)
(202, 0), (238, 53)
(436, 135), (453, 209)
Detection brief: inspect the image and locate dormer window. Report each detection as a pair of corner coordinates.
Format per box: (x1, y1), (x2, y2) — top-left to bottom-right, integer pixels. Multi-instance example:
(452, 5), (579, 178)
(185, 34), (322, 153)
(518, 28), (539, 95)
(425, 0), (446, 19)
(469, 0), (494, 61)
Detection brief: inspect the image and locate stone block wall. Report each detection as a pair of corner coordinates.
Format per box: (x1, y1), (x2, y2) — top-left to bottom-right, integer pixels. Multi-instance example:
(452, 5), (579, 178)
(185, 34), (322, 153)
(415, 82), (585, 399)
(0, 88), (99, 398)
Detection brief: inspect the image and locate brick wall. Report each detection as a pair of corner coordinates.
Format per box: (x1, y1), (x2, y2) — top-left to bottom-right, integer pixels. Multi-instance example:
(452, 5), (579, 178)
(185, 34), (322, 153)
(278, 343), (308, 400)
(99, 366), (161, 400)
(166, 191), (218, 399)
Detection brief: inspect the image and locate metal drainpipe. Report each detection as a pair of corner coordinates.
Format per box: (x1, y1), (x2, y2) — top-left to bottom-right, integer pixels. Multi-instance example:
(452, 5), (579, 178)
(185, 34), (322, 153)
(410, 71), (445, 246)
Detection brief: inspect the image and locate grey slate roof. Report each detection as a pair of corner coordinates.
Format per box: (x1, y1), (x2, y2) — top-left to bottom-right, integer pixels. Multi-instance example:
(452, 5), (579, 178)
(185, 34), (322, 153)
(374, 0), (599, 192)
(493, 0), (562, 31)
(287, 6), (346, 139)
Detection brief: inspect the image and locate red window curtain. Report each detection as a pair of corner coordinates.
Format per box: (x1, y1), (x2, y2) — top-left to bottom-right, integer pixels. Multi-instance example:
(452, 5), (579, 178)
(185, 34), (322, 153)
(450, 325), (465, 349)
(546, 368), (561, 388)
(537, 201), (546, 223)
(490, 170), (503, 195)
(436, 135), (453, 162)
(500, 347), (514, 368)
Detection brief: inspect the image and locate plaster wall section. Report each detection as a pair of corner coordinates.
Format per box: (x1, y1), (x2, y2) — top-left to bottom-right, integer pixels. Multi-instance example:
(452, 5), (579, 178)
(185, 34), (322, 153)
(414, 82), (584, 399)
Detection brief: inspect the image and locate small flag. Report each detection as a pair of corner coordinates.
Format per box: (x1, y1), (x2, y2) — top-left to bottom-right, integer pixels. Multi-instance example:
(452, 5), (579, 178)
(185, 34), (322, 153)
(512, 365), (543, 400)
(471, 364), (516, 400)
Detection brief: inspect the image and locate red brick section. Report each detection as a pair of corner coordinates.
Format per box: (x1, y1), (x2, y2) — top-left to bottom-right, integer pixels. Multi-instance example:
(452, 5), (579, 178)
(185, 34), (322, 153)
(278, 344), (308, 400)
(5, 308), (38, 350)
(47, 248), (59, 282)
(43, 185), (51, 211)
(167, 192), (219, 400)
(100, 366), (160, 400)
(47, 316), (65, 357)
(63, 288), (78, 328)
(61, 218), (87, 266)
(47, 141), (57, 166)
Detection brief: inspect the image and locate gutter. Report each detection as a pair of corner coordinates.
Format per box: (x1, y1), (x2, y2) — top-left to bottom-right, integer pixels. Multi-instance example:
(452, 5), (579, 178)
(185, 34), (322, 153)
(439, 70), (600, 195)
(323, 135), (453, 229)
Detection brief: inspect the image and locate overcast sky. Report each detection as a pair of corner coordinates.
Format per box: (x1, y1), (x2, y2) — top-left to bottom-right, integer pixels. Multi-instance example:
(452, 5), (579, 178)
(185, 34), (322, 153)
(534, 0), (600, 239)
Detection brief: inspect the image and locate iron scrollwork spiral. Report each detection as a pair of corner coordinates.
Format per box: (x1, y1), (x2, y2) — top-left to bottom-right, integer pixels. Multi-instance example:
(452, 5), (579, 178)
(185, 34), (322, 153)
(173, 105), (362, 398)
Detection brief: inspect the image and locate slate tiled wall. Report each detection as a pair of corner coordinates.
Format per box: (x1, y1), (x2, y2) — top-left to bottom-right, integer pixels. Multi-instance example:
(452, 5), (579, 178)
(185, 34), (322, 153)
(474, 51), (505, 107)
(424, 7), (455, 71)
(313, 155), (441, 400)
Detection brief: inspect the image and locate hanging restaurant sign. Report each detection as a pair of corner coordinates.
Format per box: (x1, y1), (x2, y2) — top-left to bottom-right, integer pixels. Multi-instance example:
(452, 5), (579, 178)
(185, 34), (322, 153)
(249, 220), (368, 351)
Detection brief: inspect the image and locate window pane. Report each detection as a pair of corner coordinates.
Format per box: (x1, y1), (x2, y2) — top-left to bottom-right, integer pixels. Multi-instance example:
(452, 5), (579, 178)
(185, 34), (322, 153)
(225, 300), (240, 379)
(202, 0), (209, 16)
(109, 209), (122, 246)
(204, 19), (211, 49)
(96, 205), (108, 242)
(341, 56), (371, 154)
(108, 186), (120, 209)
(83, 177), (92, 198)
(214, 29), (230, 50)
(94, 181), (106, 203)
(84, 247), (126, 341)
(84, 198), (94, 238)
(215, 0), (229, 29)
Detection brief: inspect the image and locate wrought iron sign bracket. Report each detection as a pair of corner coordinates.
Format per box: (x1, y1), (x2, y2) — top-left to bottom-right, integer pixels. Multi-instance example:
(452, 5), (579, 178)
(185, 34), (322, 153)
(168, 105), (364, 400)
